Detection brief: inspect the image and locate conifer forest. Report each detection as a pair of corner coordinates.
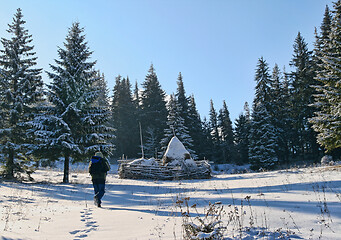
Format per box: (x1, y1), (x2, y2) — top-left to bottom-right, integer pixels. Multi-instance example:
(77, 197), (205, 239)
(0, 3), (341, 182)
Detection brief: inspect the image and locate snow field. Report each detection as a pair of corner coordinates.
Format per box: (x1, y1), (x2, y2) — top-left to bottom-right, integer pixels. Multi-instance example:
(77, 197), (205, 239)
(0, 165), (340, 239)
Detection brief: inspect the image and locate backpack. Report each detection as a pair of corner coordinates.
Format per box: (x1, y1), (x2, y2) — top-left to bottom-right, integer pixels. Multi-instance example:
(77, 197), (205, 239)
(89, 156), (109, 174)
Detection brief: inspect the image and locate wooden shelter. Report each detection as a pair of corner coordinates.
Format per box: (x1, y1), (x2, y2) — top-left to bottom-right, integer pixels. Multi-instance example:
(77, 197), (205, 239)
(118, 136), (211, 180)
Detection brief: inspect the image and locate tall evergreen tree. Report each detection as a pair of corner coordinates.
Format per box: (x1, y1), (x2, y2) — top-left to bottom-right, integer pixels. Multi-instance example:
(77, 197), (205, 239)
(93, 71), (110, 109)
(310, 6), (332, 155)
(249, 103), (278, 170)
(140, 64), (167, 158)
(201, 116), (215, 161)
(234, 106), (250, 165)
(289, 32), (319, 161)
(187, 95), (206, 159)
(269, 64), (287, 163)
(143, 127), (158, 159)
(133, 81), (140, 112)
(111, 76), (139, 158)
(208, 100), (221, 163)
(161, 94), (194, 157)
(173, 72), (197, 157)
(250, 58), (279, 169)
(33, 22), (113, 183)
(313, 5), (332, 70)
(175, 72), (189, 123)
(311, 1), (341, 153)
(218, 100), (236, 163)
(244, 102), (251, 121)
(0, 9), (43, 179)
(279, 67), (293, 164)
(254, 57), (271, 106)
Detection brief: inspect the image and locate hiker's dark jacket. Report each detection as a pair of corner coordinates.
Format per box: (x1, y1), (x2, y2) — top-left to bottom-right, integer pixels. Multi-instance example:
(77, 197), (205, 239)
(88, 156), (110, 183)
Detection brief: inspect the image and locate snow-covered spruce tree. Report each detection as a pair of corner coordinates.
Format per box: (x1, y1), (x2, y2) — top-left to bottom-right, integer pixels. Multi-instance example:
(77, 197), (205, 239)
(173, 72), (197, 157)
(311, 1), (341, 153)
(289, 32), (320, 161)
(123, 77), (140, 158)
(201, 116), (215, 161)
(217, 100), (236, 163)
(143, 127), (158, 159)
(34, 22), (113, 183)
(249, 58), (279, 170)
(310, 5), (332, 153)
(133, 81), (140, 114)
(254, 57), (272, 105)
(313, 5), (332, 73)
(234, 104), (251, 165)
(269, 64), (288, 164)
(187, 95), (207, 159)
(111, 75), (139, 158)
(208, 100), (221, 163)
(278, 67), (293, 164)
(0, 9), (43, 179)
(93, 71), (110, 109)
(249, 103), (278, 170)
(140, 64), (167, 158)
(244, 101), (251, 121)
(175, 72), (190, 125)
(160, 94), (195, 158)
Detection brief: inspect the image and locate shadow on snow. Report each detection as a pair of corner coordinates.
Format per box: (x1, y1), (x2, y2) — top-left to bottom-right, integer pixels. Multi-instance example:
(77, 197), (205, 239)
(1, 176), (341, 218)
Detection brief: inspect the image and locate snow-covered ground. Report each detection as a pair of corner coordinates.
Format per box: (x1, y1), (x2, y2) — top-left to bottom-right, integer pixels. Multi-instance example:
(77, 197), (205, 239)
(1, 163), (340, 239)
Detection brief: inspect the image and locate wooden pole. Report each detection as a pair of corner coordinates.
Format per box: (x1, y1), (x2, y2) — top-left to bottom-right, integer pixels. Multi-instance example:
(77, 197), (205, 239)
(139, 122), (144, 159)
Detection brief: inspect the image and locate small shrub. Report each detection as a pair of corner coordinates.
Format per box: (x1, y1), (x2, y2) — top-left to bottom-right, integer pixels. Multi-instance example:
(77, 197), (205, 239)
(321, 155), (333, 166)
(176, 197), (226, 240)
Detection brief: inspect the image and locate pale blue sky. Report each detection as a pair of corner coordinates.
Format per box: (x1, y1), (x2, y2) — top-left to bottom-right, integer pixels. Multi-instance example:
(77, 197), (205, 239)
(0, 0), (334, 122)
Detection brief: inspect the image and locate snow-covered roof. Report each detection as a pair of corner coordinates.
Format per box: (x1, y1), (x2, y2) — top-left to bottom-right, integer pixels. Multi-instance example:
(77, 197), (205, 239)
(128, 158), (159, 166)
(163, 136), (190, 161)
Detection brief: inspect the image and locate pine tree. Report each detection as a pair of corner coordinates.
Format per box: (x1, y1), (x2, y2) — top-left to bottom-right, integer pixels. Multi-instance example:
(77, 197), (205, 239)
(201, 116), (215, 161)
(133, 81), (140, 113)
(111, 76), (139, 158)
(310, 6), (332, 155)
(311, 1), (341, 153)
(93, 71), (110, 109)
(289, 32), (319, 161)
(143, 127), (158, 159)
(161, 94), (194, 157)
(244, 102), (251, 121)
(187, 95), (206, 159)
(140, 64), (167, 158)
(217, 100), (236, 163)
(254, 57), (271, 106)
(250, 58), (279, 169)
(133, 81), (144, 157)
(0, 9), (43, 179)
(249, 103), (278, 170)
(279, 67), (293, 164)
(234, 107), (250, 165)
(175, 72), (189, 124)
(269, 64), (287, 163)
(208, 100), (221, 163)
(33, 22), (113, 183)
(173, 72), (196, 157)
(313, 5), (332, 70)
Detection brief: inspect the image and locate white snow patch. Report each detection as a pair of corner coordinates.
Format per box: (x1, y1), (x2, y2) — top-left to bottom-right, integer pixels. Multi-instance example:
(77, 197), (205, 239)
(128, 158), (159, 166)
(0, 164), (341, 239)
(184, 158), (198, 169)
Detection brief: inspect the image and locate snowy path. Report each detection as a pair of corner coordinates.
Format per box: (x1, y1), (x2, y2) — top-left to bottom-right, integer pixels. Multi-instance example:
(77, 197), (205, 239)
(1, 165), (341, 239)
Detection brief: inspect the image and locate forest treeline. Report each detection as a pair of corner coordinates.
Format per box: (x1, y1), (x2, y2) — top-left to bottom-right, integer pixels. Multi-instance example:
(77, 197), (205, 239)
(0, 3), (340, 182)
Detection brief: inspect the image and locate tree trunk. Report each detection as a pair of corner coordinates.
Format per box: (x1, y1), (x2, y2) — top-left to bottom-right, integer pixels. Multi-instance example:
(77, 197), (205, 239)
(5, 150), (15, 179)
(63, 154), (70, 183)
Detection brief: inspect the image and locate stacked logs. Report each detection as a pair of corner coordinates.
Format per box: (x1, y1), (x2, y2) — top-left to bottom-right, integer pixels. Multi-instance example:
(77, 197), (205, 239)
(118, 160), (211, 180)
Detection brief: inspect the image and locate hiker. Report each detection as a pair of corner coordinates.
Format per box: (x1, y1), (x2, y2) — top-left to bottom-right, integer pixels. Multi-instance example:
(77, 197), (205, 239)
(88, 151), (110, 207)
